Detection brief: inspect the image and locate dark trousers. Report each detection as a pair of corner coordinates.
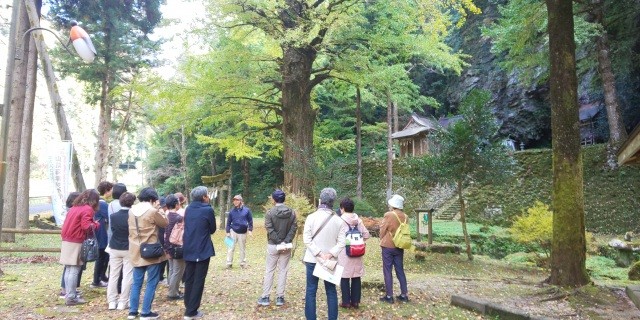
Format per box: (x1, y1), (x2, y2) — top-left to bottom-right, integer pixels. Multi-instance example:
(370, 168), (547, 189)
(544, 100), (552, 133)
(381, 247), (408, 296)
(93, 248), (109, 284)
(158, 260), (168, 281)
(340, 277), (362, 305)
(184, 258), (210, 317)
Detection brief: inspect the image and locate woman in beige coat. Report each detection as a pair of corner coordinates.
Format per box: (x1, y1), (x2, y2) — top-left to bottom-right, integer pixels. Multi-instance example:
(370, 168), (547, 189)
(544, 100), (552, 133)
(127, 187), (168, 320)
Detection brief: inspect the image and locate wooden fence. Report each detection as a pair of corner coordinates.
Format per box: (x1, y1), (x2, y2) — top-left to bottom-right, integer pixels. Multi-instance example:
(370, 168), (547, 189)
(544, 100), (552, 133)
(0, 228), (60, 252)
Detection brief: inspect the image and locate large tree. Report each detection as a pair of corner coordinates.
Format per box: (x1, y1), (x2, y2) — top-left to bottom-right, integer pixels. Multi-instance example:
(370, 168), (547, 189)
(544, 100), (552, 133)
(166, 0), (479, 197)
(545, 0), (590, 287)
(47, 0), (163, 184)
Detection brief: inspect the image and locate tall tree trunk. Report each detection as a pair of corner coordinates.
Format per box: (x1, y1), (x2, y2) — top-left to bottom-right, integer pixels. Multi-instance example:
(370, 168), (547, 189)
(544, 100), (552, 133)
(281, 46), (316, 198)
(2, 0), (30, 242)
(0, 0), (21, 248)
(458, 181), (473, 261)
(24, 0), (85, 191)
(95, 73), (112, 185)
(242, 158), (250, 199)
(393, 101), (399, 133)
(546, 0), (590, 287)
(588, 0), (627, 149)
(16, 36), (37, 230)
(355, 87), (363, 200)
(386, 91), (393, 199)
(181, 125), (188, 194)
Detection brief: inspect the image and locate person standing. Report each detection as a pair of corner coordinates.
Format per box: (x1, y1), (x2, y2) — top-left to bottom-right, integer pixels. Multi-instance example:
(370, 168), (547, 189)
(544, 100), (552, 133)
(302, 187), (346, 320)
(164, 194), (186, 300)
(107, 183), (127, 243)
(182, 186), (216, 320)
(337, 198), (370, 308)
(379, 194), (409, 303)
(225, 194), (253, 269)
(92, 181), (113, 288)
(257, 189), (297, 307)
(106, 192), (136, 310)
(127, 187), (168, 320)
(59, 189), (101, 306)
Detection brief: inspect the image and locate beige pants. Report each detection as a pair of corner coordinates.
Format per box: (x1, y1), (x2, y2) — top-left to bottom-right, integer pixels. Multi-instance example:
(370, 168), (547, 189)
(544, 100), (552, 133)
(226, 230), (247, 266)
(261, 244), (292, 298)
(106, 248), (133, 305)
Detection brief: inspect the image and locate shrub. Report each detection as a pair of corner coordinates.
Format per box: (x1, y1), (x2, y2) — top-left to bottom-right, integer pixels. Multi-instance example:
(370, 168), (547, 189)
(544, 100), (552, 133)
(629, 261), (640, 281)
(353, 198), (378, 217)
(261, 186), (315, 233)
(509, 201), (552, 257)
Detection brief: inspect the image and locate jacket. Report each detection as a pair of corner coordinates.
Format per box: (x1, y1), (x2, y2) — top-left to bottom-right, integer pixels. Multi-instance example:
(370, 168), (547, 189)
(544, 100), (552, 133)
(109, 207), (130, 251)
(61, 204), (99, 243)
(337, 213), (370, 278)
(379, 209), (407, 248)
(265, 203), (297, 245)
(302, 207), (346, 263)
(183, 201), (216, 262)
(128, 202), (168, 267)
(226, 205), (253, 234)
(95, 199), (109, 248)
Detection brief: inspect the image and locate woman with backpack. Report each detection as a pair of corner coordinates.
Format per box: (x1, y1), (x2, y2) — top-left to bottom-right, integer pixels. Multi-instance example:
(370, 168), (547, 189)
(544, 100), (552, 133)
(378, 194), (409, 304)
(337, 198), (370, 309)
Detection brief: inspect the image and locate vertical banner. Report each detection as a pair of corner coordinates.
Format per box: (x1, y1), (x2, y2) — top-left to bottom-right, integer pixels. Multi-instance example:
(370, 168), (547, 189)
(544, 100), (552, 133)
(47, 141), (73, 226)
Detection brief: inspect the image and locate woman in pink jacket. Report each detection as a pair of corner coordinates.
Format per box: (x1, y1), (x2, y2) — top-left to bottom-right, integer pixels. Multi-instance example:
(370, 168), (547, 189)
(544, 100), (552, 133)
(337, 198), (370, 308)
(59, 189), (101, 306)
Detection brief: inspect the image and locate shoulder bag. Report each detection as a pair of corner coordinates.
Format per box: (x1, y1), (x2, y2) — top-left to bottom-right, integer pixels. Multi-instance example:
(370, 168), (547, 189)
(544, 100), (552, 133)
(135, 212), (164, 259)
(81, 225), (99, 262)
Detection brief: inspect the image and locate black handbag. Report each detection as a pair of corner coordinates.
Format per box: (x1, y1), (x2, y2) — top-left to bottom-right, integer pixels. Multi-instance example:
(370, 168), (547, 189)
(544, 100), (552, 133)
(135, 214), (164, 259)
(81, 225), (99, 262)
(170, 245), (183, 259)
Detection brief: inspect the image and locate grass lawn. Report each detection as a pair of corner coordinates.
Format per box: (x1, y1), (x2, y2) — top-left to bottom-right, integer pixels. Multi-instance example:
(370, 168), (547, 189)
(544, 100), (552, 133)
(0, 218), (638, 319)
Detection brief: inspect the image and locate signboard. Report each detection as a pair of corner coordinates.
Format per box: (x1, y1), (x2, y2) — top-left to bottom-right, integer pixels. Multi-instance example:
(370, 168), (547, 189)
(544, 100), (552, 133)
(418, 211), (430, 235)
(47, 141), (73, 226)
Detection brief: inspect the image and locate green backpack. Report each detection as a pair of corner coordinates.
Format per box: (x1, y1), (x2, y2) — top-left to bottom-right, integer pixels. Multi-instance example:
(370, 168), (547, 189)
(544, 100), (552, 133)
(392, 211), (412, 249)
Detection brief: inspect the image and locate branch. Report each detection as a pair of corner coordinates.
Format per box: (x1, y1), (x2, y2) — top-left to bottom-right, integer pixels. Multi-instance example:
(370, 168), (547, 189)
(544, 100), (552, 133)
(308, 72), (332, 90)
(220, 96), (282, 107)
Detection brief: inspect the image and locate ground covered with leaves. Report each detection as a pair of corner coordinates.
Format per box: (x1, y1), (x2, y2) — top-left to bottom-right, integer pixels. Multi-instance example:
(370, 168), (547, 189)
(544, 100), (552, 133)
(1, 219), (639, 319)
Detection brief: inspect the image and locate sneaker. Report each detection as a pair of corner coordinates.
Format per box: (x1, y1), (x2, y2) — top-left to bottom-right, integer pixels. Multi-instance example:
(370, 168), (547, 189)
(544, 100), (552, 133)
(183, 311), (204, 319)
(379, 295), (394, 304)
(65, 297), (86, 306)
(396, 294), (409, 302)
(225, 264), (232, 269)
(117, 302), (127, 310)
(276, 296), (285, 306)
(257, 296), (270, 306)
(167, 294), (184, 301)
(108, 302), (117, 310)
(339, 303), (351, 308)
(352, 303), (360, 308)
(127, 312), (139, 320)
(140, 312), (159, 320)
(90, 281), (108, 288)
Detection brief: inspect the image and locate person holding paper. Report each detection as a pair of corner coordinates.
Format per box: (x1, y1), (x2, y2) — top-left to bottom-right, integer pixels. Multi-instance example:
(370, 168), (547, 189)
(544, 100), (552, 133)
(302, 188), (346, 320)
(257, 189), (297, 307)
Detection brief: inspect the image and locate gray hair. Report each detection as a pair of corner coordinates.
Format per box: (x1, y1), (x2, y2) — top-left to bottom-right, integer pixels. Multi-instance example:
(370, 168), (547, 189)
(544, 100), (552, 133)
(191, 186), (208, 202)
(319, 187), (337, 207)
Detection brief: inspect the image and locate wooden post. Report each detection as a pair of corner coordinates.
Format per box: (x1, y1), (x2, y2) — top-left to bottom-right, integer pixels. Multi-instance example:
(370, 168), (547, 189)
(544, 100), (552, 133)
(428, 209), (433, 245)
(415, 208), (433, 244)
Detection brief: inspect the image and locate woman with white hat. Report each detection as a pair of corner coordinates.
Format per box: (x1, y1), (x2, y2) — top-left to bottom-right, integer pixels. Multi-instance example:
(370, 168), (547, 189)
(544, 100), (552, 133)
(378, 194), (409, 304)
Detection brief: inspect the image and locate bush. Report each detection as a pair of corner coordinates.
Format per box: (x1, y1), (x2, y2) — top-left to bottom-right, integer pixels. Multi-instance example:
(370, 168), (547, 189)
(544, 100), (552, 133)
(510, 201), (552, 257)
(261, 187), (315, 233)
(353, 198), (378, 217)
(629, 261), (640, 281)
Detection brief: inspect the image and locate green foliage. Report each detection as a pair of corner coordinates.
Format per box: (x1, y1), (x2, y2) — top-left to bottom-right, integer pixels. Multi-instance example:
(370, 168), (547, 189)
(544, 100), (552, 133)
(629, 261), (640, 281)
(586, 256), (629, 280)
(352, 198), (379, 217)
(261, 187), (315, 232)
(509, 201), (553, 256)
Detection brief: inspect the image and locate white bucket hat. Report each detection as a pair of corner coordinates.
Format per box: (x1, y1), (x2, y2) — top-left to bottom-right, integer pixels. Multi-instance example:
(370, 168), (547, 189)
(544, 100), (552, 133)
(387, 194), (404, 209)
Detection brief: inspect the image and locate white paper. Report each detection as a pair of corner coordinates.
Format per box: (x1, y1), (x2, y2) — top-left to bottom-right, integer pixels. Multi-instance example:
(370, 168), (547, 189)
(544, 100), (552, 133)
(313, 262), (343, 285)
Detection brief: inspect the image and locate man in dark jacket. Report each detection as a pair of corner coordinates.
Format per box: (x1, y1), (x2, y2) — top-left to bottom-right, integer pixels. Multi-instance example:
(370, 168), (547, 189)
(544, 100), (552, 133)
(182, 186), (216, 320)
(225, 194), (253, 269)
(92, 181), (113, 288)
(257, 189), (297, 307)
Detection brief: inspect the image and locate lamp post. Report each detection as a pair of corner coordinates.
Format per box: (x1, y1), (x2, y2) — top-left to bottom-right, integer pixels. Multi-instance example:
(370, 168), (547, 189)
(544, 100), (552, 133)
(0, 19), (95, 228)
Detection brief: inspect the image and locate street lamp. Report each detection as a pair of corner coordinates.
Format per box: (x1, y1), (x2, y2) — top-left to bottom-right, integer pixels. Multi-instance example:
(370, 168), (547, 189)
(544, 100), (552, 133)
(0, 20), (96, 228)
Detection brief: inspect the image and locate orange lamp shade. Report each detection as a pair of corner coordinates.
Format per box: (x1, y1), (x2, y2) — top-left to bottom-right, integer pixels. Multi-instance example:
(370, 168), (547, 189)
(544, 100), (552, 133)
(69, 25), (97, 63)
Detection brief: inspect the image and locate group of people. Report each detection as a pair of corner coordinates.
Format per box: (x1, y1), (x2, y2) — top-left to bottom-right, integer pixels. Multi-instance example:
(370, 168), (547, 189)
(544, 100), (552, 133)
(60, 184), (215, 320)
(59, 182), (410, 320)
